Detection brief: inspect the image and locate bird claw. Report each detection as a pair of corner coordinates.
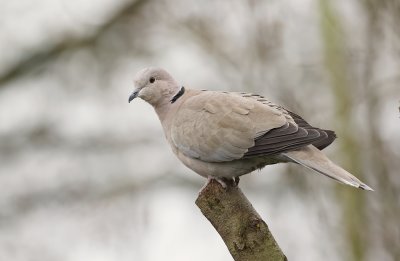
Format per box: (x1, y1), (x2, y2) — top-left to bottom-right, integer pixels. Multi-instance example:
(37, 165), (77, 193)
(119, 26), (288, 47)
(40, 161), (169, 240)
(215, 177), (228, 189)
(199, 176), (240, 194)
(234, 177), (240, 186)
(199, 176), (224, 192)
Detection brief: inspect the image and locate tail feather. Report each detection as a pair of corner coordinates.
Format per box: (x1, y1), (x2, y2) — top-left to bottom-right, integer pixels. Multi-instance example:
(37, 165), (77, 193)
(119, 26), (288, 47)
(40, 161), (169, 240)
(283, 146), (373, 191)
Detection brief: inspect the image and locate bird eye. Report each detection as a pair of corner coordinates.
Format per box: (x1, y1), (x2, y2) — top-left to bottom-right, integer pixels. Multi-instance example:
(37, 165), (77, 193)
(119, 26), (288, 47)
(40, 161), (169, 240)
(149, 77), (155, 83)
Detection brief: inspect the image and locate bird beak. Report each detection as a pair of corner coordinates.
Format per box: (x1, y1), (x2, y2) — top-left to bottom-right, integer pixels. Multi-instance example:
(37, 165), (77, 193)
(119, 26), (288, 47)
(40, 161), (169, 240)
(128, 90), (139, 103)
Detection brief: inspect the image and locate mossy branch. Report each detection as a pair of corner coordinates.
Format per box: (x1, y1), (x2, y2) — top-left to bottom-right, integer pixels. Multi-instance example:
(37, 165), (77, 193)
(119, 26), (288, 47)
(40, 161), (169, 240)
(196, 179), (287, 261)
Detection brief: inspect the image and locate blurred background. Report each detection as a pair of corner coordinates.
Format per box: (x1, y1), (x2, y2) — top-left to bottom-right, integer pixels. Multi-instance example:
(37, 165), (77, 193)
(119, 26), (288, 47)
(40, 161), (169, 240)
(0, 0), (399, 260)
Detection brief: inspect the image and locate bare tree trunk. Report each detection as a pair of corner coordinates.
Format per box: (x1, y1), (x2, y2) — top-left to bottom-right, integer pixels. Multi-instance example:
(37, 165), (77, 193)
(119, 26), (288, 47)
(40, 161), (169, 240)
(196, 179), (287, 261)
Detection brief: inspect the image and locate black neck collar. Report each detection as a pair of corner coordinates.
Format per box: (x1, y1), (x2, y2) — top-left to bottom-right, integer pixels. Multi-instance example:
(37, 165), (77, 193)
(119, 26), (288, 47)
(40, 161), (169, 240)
(170, 86), (185, 104)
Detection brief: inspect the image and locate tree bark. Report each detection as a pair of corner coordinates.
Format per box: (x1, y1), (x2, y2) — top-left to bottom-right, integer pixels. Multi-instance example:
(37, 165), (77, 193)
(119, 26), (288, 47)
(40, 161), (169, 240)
(196, 179), (287, 261)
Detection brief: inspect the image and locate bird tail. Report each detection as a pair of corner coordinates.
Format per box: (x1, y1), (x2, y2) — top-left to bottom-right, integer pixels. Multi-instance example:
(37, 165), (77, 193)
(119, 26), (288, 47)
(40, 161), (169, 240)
(283, 146), (373, 191)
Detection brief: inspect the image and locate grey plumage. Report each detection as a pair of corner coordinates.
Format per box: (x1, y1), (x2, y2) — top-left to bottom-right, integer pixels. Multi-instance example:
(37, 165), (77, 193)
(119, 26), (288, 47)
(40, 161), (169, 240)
(129, 67), (373, 191)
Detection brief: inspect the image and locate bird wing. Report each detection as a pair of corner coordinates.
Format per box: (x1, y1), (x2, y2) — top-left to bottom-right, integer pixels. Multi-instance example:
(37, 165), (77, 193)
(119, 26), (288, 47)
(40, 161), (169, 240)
(285, 110), (336, 150)
(170, 91), (332, 162)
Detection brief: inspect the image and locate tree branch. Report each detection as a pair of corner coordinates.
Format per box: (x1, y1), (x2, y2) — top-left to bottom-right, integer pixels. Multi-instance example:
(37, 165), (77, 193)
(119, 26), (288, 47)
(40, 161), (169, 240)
(196, 179), (287, 261)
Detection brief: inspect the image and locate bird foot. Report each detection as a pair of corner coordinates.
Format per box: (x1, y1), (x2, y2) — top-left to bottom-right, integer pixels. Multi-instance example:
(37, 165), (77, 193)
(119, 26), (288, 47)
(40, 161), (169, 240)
(199, 176), (239, 194)
(214, 177), (229, 189)
(199, 176), (226, 192)
(234, 176), (240, 186)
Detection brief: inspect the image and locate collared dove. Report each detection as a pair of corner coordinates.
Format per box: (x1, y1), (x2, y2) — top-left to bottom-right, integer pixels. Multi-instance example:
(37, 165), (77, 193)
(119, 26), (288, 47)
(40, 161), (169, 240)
(128, 67), (373, 191)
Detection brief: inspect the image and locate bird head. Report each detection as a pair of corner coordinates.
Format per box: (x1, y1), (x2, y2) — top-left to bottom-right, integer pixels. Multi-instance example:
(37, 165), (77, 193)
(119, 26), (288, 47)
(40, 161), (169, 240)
(129, 67), (180, 107)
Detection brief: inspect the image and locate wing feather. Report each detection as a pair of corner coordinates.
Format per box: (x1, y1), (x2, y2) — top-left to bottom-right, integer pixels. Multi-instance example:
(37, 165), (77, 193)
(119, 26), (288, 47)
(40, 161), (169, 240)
(287, 111), (336, 150)
(170, 91), (336, 162)
(170, 91), (287, 162)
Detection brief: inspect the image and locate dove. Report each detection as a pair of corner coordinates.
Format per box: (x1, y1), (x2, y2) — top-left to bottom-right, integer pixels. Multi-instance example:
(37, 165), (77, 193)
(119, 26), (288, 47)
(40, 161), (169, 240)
(128, 67), (373, 191)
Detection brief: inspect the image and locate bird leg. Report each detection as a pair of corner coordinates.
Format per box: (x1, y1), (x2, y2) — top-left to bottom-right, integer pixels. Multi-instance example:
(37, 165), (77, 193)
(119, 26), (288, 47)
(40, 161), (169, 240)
(199, 176), (241, 194)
